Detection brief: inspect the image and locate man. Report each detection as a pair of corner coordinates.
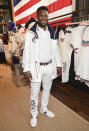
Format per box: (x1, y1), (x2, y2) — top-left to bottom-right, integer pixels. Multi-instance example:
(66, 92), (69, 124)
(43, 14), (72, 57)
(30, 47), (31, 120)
(22, 6), (62, 128)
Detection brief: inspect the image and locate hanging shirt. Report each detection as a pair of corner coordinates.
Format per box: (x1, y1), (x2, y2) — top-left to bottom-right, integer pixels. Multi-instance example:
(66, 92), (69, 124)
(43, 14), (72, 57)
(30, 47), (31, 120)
(58, 28), (73, 83)
(8, 32), (17, 54)
(71, 25), (86, 76)
(0, 39), (4, 53)
(76, 26), (89, 85)
(36, 25), (52, 62)
(71, 25), (86, 52)
(82, 25), (89, 47)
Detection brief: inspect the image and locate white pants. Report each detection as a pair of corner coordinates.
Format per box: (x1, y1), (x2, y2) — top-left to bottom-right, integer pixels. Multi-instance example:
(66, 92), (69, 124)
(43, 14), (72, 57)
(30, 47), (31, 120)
(30, 72), (52, 117)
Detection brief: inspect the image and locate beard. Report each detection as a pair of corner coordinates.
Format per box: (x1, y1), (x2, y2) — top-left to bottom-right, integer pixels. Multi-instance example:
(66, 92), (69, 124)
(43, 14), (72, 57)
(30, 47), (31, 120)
(38, 21), (48, 27)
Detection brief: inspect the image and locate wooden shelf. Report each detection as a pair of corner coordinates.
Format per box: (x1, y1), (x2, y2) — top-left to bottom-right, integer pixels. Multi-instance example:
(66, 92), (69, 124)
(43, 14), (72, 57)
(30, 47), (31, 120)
(0, 9), (8, 14)
(0, 22), (8, 25)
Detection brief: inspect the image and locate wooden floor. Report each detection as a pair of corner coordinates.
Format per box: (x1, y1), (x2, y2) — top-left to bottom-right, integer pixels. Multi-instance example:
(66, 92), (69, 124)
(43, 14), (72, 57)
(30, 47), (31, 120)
(0, 64), (89, 131)
(51, 78), (89, 122)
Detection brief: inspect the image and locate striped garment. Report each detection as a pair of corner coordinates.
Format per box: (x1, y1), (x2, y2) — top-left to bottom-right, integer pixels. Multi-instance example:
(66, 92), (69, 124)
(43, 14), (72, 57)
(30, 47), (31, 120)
(13, 0), (72, 26)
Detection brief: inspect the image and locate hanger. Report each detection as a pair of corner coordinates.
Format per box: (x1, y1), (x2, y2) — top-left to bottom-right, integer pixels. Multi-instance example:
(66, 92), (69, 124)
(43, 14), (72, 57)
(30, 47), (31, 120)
(65, 20), (89, 26)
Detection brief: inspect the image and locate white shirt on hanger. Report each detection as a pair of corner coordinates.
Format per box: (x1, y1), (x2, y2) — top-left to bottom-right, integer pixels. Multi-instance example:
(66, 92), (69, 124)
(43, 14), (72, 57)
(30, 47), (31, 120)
(71, 25), (86, 76)
(58, 28), (73, 83)
(77, 26), (89, 85)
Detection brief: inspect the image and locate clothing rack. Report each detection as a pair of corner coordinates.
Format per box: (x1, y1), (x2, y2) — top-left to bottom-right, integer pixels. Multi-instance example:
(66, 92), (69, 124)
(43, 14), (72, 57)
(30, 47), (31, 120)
(65, 20), (89, 26)
(49, 6), (89, 91)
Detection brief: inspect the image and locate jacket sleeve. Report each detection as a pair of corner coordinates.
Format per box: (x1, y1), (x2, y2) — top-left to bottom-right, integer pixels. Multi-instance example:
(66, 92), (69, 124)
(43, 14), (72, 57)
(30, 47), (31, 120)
(55, 40), (62, 67)
(22, 31), (31, 73)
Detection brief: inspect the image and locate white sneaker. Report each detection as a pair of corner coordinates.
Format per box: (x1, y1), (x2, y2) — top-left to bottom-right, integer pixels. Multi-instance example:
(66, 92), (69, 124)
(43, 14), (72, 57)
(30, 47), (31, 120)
(40, 109), (55, 118)
(30, 117), (37, 128)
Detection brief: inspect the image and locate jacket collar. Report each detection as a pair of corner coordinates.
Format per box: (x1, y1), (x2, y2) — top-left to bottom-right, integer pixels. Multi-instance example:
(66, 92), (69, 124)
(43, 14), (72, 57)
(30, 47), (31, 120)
(30, 23), (55, 39)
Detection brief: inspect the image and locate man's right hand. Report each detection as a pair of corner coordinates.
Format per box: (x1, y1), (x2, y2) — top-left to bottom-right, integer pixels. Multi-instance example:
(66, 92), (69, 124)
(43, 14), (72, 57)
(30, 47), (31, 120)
(24, 72), (32, 80)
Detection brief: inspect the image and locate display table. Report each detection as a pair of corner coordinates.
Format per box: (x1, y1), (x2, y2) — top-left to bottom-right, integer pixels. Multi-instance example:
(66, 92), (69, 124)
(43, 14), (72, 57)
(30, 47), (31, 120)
(11, 63), (29, 87)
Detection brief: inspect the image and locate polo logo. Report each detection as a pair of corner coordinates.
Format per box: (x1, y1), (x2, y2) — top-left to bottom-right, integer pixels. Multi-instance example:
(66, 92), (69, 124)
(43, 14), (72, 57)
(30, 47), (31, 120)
(61, 38), (65, 42)
(32, 37), (36, 43)
(63, 62), (66, 72)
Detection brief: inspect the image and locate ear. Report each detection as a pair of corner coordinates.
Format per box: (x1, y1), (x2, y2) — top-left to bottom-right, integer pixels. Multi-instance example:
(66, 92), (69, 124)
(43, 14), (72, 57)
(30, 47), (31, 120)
(36, 15), (38, 21)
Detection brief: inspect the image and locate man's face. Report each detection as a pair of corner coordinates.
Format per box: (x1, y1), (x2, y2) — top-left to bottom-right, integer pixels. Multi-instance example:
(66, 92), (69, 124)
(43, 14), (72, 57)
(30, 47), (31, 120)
(37, 10), (48, 27)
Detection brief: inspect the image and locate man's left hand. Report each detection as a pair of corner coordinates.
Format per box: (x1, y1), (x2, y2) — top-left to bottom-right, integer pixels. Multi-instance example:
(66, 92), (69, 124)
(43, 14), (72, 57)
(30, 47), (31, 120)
(57, 67), (62, 77)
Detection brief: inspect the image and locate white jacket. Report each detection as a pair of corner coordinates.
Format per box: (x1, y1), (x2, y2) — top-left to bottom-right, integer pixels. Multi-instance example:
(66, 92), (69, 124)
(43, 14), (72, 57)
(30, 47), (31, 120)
(22, 23), (62, 82)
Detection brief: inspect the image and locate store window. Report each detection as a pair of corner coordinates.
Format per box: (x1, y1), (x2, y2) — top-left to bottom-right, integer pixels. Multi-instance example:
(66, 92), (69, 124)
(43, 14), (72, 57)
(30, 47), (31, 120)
(73, 0), (89, 22)
(76, 0), (89, 10)
(76, 0), (89, 16)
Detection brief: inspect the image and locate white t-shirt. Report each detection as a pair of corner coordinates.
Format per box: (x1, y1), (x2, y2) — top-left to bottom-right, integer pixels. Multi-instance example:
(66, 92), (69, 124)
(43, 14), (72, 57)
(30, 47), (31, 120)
(77, 26), (89, 83)
(37, 25), (52, 62)
(71, 25), (86, 75)
(71, 25), (86, 51)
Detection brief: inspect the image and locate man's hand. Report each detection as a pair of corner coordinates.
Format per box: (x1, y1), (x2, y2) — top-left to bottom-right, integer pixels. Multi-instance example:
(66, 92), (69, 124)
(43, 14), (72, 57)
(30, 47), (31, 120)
(24, 71), (32, 80)
(57, 67), (62, 77)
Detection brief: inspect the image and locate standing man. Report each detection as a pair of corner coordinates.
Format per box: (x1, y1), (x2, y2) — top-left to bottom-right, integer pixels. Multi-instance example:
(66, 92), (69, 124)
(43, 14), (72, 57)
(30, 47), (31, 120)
(22, 6), (62, 128)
